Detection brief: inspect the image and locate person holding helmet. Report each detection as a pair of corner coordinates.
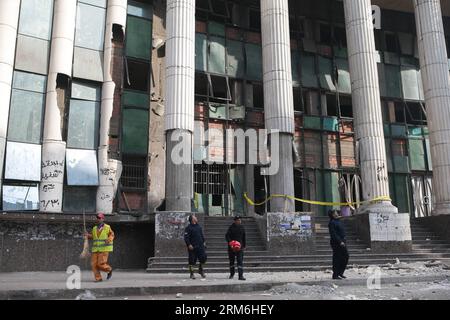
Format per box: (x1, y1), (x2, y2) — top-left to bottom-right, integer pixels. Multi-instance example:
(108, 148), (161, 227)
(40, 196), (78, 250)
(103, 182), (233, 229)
(84, 212), (114, 282)
(225, 216), (246, 280)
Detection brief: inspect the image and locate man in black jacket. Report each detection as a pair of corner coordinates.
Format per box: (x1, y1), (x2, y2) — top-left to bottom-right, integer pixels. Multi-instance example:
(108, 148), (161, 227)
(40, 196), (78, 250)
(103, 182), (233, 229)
(184, 215), (207, 279)
(328, 209), (349, 280)
(225, 216), (246, 280)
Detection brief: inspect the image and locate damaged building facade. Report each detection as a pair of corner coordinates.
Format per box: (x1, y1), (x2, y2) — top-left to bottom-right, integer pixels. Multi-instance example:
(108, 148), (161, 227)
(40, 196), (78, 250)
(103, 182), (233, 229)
(1, 0), (450, 271)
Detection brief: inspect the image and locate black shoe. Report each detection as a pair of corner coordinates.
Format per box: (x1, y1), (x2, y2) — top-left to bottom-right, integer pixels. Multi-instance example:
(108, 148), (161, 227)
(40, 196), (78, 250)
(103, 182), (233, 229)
(229, 274), (234, 279)
(190, 273), (196, 280)
(339, 275), (347, 279)
(332, 276), (341, 280)
(107, 270), (112, 280)
(199, 271), (206, 279)
(238, 276), (246, 281)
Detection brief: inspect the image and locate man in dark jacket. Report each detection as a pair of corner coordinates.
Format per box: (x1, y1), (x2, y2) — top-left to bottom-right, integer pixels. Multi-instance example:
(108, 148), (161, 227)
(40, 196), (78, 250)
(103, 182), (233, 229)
(184, 215), (207, 279)
(225, 216), (246, 280)
(328, 209), (349, 280)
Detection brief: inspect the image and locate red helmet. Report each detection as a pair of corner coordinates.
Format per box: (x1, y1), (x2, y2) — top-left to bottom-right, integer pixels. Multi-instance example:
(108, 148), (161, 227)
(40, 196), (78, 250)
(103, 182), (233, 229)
(229, 240), (241, 252)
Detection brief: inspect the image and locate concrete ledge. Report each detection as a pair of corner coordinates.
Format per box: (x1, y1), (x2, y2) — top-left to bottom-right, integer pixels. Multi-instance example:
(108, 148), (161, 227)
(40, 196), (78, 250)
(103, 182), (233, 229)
(1, 273), (448, 300)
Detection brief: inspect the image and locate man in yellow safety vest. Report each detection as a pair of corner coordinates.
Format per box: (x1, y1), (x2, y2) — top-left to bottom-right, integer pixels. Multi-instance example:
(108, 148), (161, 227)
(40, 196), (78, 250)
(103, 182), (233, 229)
(84, 213), (114, 282)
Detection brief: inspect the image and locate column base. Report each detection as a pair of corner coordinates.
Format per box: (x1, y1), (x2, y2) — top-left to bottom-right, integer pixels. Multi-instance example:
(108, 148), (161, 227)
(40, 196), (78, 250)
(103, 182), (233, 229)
(154, 212), (204, 257)
(432, 202), (450, 216)
(357, 201), (398, 215)
(266, 212), (315, 255)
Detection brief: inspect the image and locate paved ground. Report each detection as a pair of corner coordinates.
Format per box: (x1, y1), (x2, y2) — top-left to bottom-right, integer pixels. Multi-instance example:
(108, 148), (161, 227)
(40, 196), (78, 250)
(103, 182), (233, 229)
(0, 260), (449, 299)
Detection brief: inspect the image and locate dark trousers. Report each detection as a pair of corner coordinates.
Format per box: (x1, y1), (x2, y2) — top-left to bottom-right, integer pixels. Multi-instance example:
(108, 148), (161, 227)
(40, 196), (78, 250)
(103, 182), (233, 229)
(331, 243), (349, 277)
(228, 248), (244, 276)
(188, 247), (207, 266)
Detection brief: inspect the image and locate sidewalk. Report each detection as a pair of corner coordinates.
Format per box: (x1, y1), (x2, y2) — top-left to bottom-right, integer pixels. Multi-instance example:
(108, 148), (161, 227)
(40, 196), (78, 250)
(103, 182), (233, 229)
(1, 261), (450, 299)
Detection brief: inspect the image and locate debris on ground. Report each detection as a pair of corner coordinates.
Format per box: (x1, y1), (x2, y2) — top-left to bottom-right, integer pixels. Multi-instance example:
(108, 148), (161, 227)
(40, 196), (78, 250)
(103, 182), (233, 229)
(75, 290), (96, 300)
(176, 293), (183, 298)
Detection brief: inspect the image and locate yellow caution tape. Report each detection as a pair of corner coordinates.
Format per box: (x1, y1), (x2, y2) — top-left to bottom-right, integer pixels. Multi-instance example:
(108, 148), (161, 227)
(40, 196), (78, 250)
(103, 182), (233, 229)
(243, 192), (391, 207)
(194, 192), (199, 209)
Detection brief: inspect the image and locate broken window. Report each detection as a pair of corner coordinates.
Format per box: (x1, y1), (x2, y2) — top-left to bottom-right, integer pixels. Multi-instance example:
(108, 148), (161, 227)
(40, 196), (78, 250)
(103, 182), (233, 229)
(195, 72), (209, 98)
(385, 32), (400, 53)
(326, 94), (338, 117)
(401, 66), (421, 101)
(249, 8), (261, 31)
(124, 59), (150, 92)
(394, 102), (406, 123)
(318, 56), (336, 92)
(405, 102), (427, 125)
(333, 26), (347, 47)
(293, 87), (303, 112)
(384, 65), (402, 98)
(252, 82), (264, 109)
(291, 51), (301, 87)
(209, 75), (230, 101)
(398, 32), (414, 56)
(209, 36), (226, 74)
(196, 33), (208, 72)
(335, 58), (351, 94)
(300, 53), (318, 88)
(339, 95), (353, 118)
(318, 23), (332, 44)
(121, 155), (147, 190)
(226, 40), (245, 78)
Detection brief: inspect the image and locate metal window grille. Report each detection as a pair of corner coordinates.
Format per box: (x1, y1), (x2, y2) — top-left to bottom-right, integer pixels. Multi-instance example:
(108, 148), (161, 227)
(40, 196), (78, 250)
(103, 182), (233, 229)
(121, 155), (146, 190)
(194, 163), (226, 194)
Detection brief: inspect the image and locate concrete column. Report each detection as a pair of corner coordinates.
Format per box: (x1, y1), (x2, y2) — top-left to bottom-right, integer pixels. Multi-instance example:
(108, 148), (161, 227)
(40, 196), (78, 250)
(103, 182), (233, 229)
(260, 0), (295, 212)
(96, 0), (127, 214)
(343, 0), (397, 214)
(40, 0), (77, 212)
(164, 0), (195, 212)
(414, 0), (450, 215)
(0, 0), (20, 197)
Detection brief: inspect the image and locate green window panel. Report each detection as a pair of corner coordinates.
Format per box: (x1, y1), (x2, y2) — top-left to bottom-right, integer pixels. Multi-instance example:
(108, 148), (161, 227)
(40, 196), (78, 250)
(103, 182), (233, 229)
(378, 63), (387, 97)
(67, 99), (100, 149)
(385, 139), (393, 172)
(126, 16), (152, 60)
(245, 43), (263, 81)
(322, 117), (339, 131)
(393, 156), (410, 173)
(401, 66), (420, 101)
(123, 90), (149, 109)
(409, 139), (426, 170)
(195, 33), (208, 72)
(335, 58), (351, 94)
(303, 116), (321, 130)
(400, 57), (419, 67)
(398, 32), (414, 56)
(122, 108), (149, 154)
(71, 81), (101, 101)
(127, 1), (153, 19)
(383, 124), (390, 137)
(392, 174), (411, 214)
(208, 103), (227, 119)
(226, 40), (245, 78)
(291, 51), (300, 87)
(391, 124), (407, 137)
(208, 21), (225, 37)
(384, 52), (400, 65)
(300, 53), (318, 88)
(384, 65), (402, 98)
(333, 46), (347, 58)
(324, 171), (340, 210)
(7, 89), (44, 144)
(408, 126), (423, 137)
(318, 57), (336, 91)
(63, 187), (97, 213)
(208, 36), (226, 74)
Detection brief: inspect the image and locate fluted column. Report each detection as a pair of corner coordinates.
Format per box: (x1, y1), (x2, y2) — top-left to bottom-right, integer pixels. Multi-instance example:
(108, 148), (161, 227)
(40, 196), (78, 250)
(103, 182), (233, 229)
(165, 0), (195, 211)
(343, 0), (397, 214)
(414, 0), (450, 215)
(261, 0), (295, 212)
(0, 0), (20, 198)
(39, 0), (77, 212)
(96, 0), (127, 214)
